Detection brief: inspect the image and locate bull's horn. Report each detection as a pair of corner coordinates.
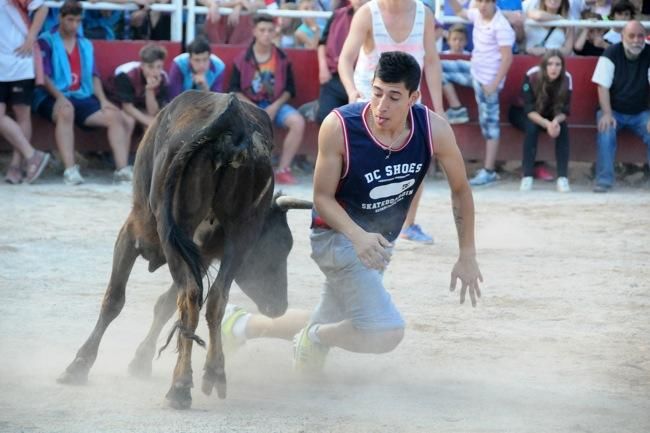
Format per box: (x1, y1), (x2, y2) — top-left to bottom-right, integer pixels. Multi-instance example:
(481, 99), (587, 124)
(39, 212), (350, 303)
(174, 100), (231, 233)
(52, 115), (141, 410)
(275, 196), (313, 210)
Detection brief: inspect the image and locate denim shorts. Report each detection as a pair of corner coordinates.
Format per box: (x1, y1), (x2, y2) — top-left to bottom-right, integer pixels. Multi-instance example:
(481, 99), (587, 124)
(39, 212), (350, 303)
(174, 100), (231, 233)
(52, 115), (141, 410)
(256, 100), (299, 128)
(309, 229), (405, 331)
(442, 59), (501, 140)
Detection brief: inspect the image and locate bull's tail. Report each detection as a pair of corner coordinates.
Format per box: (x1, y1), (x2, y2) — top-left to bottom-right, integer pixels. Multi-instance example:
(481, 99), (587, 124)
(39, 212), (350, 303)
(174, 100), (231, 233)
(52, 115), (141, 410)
(160, 94), (244, 309)
(161, 135), (211, 307)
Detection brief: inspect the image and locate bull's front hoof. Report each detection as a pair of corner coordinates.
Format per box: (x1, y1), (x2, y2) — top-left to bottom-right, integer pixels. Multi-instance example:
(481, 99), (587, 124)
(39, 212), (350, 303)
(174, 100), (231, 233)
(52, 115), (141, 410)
(165, 385), (192, 410)
(57, 359), (90, 385)
(127, 356), (152, 379)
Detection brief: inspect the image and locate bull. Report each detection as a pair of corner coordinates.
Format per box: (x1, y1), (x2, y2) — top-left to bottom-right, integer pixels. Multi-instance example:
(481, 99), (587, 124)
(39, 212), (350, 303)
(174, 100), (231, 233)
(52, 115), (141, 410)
(57, 91), (312, 409)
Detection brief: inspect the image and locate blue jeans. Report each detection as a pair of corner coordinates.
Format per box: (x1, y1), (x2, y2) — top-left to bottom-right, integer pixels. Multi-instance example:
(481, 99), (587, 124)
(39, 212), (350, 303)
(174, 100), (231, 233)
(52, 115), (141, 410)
(596, 109), (650, 187)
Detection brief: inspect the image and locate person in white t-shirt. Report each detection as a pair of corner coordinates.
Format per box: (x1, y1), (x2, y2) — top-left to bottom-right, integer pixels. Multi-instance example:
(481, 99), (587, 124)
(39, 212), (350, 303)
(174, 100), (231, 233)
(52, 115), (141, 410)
(443, 0), (515, 186)
(0, 0), (50, 184)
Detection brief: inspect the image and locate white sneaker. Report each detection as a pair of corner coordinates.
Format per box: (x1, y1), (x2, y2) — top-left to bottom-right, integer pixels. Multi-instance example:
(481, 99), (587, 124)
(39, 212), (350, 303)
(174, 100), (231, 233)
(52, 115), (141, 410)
(556, 176), (571, 193)
(63, 165), (84, 185)
(520, 176), (533, 191)
(114, 165), (134, 183)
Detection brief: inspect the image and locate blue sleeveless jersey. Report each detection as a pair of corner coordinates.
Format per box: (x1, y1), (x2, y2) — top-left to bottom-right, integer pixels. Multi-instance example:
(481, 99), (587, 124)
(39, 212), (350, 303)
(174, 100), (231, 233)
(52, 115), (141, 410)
(312, 102), (433, 242)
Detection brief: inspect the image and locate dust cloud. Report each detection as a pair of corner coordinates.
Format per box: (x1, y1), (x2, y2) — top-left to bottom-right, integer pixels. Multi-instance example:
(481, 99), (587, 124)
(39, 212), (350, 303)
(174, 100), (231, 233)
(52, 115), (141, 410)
(1, 171), (649, 433)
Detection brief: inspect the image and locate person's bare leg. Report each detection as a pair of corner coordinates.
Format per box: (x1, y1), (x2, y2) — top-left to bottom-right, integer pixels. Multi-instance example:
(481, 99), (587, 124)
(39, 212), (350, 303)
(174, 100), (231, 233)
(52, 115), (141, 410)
(485, 138), (499, 171)
(245, 309), (311, 340)
(0, 103), (34, 160)
(443, 83), (462, 108)
(277, 113), (305, 171)
(85, 108), (129, 169)
(241, 310), (402, 353)
(317, 320), (403, 354)
(53, 103), (76, 169)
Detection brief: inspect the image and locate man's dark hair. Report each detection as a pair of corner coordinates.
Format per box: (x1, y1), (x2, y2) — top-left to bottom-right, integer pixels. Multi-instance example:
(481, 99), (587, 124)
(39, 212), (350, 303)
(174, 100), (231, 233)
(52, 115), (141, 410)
(60, 0), (82, 17)
(609, 0), (636, 19)
(373, 51), (421, 94)
(253, 14), (275, 26)
(186, 36), (211, 56)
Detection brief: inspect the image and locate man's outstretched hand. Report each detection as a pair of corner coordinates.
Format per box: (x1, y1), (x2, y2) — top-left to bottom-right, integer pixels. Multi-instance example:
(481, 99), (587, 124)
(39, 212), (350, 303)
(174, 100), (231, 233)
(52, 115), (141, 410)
(450, 256), (483, 307)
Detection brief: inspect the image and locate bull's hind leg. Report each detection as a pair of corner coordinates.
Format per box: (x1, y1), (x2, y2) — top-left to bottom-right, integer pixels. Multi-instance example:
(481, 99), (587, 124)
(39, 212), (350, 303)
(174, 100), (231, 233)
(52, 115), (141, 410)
(165, 282), (202, 410)
(128, 283), (179, 378)
(58, 222), (139, 384)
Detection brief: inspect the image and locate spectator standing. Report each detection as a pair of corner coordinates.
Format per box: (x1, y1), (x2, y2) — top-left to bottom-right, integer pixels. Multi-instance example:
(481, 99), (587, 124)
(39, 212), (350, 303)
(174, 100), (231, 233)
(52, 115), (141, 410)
(591, 20), (650, 192)
(229, 14), (305, 185)
(574, 11), (609, 55)
(112, 43), (168, 128)
(294, 0), (322, 49)
(315, 0), (368, 123)
(1, 0), (50, 184)
(34, 1), (135, 185)
(511, 50), (573, 192)
(167, 36), (226, 99)
(274, 2), (300, 49)
(524, 0), (574, 57)
(443, 0), (515, 186)
(201, 0), (264, 45)
(602, 0), (635, 45)
(338, 0), (445, 243)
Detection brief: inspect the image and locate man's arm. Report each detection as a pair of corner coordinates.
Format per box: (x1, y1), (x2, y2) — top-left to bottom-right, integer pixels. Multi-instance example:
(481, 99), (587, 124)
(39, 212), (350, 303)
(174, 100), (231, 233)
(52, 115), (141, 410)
(423, 8), (444, 115)
(430, 111), (482, 306)
(314, 113), (392, 270)
(338, 4), (371, 103)
(92, 76), (115, 109)
(15, 4), (48, 56)
(123, 102), (154, 126)
(447, 0), (469, 20)
(597, 85), (616, 131)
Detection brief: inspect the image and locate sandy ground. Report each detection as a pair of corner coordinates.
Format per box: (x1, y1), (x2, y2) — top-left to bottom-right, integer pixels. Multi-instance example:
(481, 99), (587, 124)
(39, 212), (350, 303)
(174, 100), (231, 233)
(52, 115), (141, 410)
(1, 168), (649, 433)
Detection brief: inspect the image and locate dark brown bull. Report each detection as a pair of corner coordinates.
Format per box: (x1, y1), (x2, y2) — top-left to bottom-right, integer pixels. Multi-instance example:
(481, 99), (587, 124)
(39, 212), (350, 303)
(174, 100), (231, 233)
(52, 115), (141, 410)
(57, 91), (312, 409)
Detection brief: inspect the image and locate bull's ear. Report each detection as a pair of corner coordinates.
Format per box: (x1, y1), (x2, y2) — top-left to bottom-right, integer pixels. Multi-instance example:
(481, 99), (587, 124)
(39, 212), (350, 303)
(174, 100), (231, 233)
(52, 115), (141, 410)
(275, 196), (313, 210)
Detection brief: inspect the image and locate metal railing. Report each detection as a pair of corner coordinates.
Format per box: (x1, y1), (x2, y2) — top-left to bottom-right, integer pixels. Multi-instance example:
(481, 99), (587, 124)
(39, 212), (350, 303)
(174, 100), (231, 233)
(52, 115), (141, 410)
(42, 0), (650, 44)
(44, 0), (183, 41)
(185, 0), (333, 43)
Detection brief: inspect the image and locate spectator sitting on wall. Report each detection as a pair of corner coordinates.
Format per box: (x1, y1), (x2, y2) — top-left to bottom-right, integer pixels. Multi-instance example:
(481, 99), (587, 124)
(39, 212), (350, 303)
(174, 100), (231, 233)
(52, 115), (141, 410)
(111, 43), (168, 128)
(229, 14), (305, 185)
(524, 0), (575, 57)
(509, 50), (573, 192)
(33, 0), (135, 185)
(442, 24), (471, 55)
(591, 20), (650, 192)
(574, 10), (609, 55)
(167, 36), (225, 99)
(602, 0), (635, 45)
(1, 0), (51, 184)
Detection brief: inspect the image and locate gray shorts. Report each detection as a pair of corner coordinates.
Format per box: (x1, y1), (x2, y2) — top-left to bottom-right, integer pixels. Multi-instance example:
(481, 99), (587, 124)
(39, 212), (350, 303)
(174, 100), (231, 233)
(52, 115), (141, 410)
(309, 229), (405, 331)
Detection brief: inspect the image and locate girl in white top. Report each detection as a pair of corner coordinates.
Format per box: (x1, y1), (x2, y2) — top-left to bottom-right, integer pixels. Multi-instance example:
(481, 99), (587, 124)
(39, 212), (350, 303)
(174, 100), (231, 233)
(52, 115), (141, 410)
(524, 0), (574, 56)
